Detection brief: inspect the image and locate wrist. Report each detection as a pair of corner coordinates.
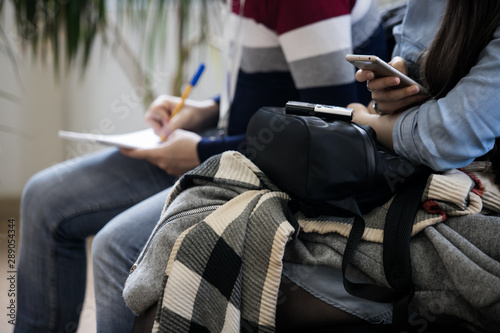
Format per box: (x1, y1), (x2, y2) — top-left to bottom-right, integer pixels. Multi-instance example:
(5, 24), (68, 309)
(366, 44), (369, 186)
(195, 99), (219, 129)
(199, 98), (219, 115)
(367, 114), (397, 150)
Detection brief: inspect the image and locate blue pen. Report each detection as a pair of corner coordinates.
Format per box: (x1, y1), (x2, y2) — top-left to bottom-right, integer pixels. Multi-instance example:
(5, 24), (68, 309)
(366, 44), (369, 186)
(170, 63), (205, 119)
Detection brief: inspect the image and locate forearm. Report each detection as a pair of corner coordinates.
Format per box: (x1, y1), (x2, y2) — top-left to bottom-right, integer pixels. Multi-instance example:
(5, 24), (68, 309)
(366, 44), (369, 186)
(169, 98), (219, 134)
(189, 98), (219, 130)
(351, 103), (399, 150)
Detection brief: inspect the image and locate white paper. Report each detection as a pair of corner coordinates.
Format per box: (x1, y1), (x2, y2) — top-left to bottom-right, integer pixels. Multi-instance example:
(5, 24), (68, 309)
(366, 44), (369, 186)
(58, 128), (161, 149)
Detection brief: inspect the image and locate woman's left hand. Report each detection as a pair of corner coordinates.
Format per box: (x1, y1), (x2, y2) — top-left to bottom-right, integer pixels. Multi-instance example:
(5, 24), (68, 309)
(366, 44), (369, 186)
(356, 57), (428, 115)
(349, 103), (373, 123)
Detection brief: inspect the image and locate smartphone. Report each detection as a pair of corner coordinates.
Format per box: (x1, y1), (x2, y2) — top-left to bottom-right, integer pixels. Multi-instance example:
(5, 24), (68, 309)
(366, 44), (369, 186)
(285, 101), (353, 122)
(345, 54), (429, 95)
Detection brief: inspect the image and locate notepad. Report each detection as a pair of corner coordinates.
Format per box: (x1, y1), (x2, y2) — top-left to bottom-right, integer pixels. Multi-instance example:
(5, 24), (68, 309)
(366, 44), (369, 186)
(58, 128), (161, 149)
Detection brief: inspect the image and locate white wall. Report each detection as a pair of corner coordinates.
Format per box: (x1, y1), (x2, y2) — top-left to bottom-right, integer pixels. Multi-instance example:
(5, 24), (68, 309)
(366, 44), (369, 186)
(0, 2), (222, 198)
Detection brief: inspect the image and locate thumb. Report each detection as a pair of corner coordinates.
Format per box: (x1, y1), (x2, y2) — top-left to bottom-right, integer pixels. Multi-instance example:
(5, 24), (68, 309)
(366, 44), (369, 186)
(389, 56), (408, 75)
(158, 122), (175, 141)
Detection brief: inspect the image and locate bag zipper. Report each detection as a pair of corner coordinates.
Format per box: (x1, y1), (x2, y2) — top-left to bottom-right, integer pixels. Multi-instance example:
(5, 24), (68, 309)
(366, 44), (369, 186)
(129, 205), (221, 274)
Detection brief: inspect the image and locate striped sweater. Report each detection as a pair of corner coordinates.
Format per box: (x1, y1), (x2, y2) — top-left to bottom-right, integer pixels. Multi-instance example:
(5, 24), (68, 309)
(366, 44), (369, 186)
(197, 0), (387, 162)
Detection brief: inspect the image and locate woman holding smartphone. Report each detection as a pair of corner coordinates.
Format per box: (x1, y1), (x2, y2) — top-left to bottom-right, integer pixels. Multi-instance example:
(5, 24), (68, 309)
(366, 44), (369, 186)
(276, 1), (500, 332)
(351, 0), (500, 183)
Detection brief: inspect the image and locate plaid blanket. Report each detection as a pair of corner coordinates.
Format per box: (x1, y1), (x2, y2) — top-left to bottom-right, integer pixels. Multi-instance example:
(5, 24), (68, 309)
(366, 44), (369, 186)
(152, 152), (296, 332)
(129, 152), (500, 332)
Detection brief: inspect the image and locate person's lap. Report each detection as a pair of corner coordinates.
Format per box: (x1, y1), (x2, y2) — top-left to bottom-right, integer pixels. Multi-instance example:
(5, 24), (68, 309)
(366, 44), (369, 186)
(92, 189), (172, 332)
(277, 263), (393, 331)
(15, 148), (175, 332)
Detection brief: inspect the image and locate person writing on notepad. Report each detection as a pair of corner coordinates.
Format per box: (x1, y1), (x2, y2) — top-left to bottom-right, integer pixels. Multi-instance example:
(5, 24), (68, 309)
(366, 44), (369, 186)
(120, 63), (214, 176)
(15, 1), (387, 332)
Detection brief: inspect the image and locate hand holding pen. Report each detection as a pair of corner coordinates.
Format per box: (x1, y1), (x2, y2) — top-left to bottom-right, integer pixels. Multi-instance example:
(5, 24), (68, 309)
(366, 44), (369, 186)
(145, 63), (205, 142)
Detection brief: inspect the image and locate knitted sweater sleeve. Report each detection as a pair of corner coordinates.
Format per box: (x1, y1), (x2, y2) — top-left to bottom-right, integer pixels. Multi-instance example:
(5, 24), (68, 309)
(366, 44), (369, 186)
(276, 0), (360, 106)
(198, 0), (386, 163)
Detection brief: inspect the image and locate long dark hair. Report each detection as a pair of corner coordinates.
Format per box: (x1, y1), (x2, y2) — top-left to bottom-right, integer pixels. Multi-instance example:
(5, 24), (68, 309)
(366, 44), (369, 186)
(420, 0), (500, 184)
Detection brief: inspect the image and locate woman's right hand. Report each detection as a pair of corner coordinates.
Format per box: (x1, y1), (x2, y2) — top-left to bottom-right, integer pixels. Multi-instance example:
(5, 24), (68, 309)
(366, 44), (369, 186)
(355, 57), (428, 114)
(145, 95), (218, 140)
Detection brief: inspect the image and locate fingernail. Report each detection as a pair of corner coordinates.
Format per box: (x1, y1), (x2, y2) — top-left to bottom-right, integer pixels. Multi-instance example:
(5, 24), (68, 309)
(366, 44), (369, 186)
(367, 73), (375, 80)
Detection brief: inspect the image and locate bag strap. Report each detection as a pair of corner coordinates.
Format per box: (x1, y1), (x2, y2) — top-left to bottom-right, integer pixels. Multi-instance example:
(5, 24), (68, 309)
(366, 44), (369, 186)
(289, 177), (427, 331)
(340, 178), (427, 333)
(341, 208), (403, 302)
(293, 197), (404, 302)
(383, 178), (427, 332)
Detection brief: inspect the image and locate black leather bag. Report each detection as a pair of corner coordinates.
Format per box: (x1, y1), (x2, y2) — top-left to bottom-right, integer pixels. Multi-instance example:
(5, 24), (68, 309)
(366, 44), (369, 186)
(246, 106), (431, 333)
(245, 106), (428, 215)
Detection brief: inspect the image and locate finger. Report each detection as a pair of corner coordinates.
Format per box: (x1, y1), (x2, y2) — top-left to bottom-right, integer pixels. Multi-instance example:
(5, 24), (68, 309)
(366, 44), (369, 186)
(372, 84), (422, 103)
(367, 76), (401, 91)
(145, 118), (163, 136)
(158, 125), (174, 142)
(355, 69), (375, 83)
(145, 106), (169, 128)
(146, 106), (169, 122)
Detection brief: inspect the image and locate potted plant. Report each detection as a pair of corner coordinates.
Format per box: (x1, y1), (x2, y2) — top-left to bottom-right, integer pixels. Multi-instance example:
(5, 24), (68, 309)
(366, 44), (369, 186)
(0, 0), (218, 105)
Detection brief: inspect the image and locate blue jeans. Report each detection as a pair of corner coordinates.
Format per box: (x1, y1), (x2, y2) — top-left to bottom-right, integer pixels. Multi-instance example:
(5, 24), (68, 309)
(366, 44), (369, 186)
(15, 149), (175, 333)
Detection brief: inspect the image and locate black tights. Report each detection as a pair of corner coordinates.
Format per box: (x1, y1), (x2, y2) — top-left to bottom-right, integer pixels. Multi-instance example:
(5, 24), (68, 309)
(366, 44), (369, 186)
(131, 275), (366, 333)
(275, 276), (366, 332)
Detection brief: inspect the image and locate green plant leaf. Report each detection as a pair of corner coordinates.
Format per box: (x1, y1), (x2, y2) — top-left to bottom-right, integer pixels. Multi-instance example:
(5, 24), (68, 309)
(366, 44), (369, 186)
(1, 0), (212, 104)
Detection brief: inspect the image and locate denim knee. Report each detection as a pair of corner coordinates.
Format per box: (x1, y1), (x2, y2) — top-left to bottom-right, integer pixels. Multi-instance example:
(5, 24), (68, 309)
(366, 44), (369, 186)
(21, 168), (66, 233)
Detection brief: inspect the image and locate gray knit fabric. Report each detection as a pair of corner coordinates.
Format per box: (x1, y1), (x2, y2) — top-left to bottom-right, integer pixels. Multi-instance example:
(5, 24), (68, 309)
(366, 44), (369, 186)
(283, 215), (500, 332)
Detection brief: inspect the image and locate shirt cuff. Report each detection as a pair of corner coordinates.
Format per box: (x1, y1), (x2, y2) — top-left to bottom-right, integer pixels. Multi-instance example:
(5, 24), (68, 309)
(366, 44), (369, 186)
(392, 106), (422, 165)
(197, 134), (246, 163)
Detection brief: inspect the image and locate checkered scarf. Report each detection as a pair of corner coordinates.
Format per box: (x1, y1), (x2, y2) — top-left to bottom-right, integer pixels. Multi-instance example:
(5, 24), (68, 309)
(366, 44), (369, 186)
(153, 152), (296, 332)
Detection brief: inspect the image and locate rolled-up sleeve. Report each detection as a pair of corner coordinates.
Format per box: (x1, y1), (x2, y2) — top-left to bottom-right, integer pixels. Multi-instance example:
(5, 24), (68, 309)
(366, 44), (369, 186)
(393, 28), (500, 171)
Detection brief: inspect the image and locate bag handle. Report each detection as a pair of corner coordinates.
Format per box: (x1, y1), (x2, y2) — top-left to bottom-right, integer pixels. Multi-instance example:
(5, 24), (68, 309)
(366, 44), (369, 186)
(304, 179), (426, 332)
(289, 197), (405, 300)
(382, 178), (427, 332)
(341, 209), (404, 302)
(341, 178), (426, 333)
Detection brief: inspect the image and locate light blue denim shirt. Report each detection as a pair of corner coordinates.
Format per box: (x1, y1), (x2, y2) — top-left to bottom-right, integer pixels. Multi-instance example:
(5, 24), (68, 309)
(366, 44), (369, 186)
(392, 0), (500, 171)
